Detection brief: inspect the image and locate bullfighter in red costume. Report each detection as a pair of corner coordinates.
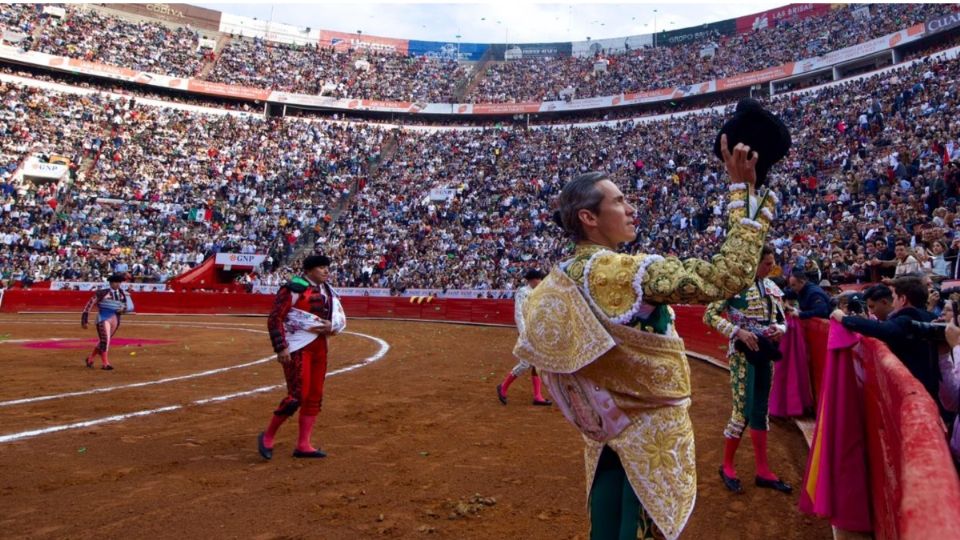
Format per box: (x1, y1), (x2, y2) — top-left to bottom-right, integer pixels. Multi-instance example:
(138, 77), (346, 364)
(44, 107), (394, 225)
(258, 255), (346, 460)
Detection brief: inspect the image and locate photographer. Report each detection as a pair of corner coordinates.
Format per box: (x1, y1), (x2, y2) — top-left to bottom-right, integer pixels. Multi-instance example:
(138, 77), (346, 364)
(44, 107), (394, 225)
(830, 275), (944, 417)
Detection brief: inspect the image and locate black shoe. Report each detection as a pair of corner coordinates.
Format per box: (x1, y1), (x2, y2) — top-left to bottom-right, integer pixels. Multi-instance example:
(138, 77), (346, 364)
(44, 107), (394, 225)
(257, 432), (272, 460)
(532, 399), (552, 406)
(496, 384), (507, 405)
(755, 476), (792, 493)
(101, 364), (114, 371)
(85, 358), (93, 368)
(719, 466), (743, 494)
(293, 448), (327, 458)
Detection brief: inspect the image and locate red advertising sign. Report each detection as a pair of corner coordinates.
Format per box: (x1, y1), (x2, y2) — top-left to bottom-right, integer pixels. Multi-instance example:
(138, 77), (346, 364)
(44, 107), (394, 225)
(59, 57), (137, 78)
(623, 88), (674, 101)
(319, 30), (409, 54)
(471, 103), (542, 115)
(735, 3), (833, 34)
(358, 99), (413, 110)
(716, 63), (797, 91)
(186, 80), (271, 101)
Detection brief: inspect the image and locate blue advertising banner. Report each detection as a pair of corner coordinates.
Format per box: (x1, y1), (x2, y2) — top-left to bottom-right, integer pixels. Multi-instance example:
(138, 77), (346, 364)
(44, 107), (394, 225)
(409, 39), (490, 61)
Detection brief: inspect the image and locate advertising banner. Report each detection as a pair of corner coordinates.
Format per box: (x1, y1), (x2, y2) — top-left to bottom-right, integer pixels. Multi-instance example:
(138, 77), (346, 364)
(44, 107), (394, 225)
(21, 158), (69, 182)
(924, 12), (960, 36)
(51, 281), (169, 292)
(658, 18), (735, 47)
(2, 30), (27, 44)
(253, 285), (392, 297)
(51, 56), (138, 79)
(735, 3), (833, 34)
(109, 3), (222, 32)
(218, 13), (320, 46)
(428, 188), (456, 201)
(408, 40), (489, 61)
(430, 289), (515, 299)
(489, 42), (572, 60)
(471, 102), (541, 115)
(215, 253), (267, 267)
(42, 5), (66, 19)
(319, 30), (409, 54)
(571, 34), (653, 57)
(792, 24), (924, 74)
(716, 63), (797, 91)
(186, 79), (271, 101)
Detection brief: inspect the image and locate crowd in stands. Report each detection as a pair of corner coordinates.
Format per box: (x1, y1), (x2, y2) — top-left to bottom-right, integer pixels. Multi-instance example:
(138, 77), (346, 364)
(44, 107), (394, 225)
(3, 3), (956, 105)
(1, 0), (960, 297)
(0, 64), (258, 115)
(4, 49), (960, 292)
(0, 3), (44, 36)
(207, 37), (469, 103)
(0, 81), (383, 285)
(9, 5), (209, 79)
(252, 53), (951, 295)
(3, 50), (960, 294)
(471, 3), (957, 103)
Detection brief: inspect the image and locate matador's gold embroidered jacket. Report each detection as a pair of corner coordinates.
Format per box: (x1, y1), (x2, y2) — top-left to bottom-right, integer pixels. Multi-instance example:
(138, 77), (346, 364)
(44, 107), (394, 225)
(703, 278), (787, 343)
(514, 184), (776, 540)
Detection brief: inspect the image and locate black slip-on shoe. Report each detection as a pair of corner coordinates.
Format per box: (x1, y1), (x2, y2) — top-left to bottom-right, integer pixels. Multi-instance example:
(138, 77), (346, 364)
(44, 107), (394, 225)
(755, 476), (792, 493)
(719, 466), (744, 494)
(292, 448), (327, 458)
(257, 432), (272, 460)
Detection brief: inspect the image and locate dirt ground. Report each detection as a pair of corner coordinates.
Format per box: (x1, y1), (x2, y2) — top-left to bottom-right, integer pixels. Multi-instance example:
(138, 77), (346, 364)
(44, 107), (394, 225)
(0, 314), (830, 540)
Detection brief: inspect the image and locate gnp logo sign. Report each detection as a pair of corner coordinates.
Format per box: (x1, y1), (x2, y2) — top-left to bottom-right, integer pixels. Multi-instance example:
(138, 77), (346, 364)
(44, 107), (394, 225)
(215, 253), (267, 267)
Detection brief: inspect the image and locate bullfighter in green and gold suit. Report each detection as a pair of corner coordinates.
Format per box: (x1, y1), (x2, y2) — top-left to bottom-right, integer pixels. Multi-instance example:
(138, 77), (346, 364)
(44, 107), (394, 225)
(514, 138), (775, 540)
(703, 245), (793, 495)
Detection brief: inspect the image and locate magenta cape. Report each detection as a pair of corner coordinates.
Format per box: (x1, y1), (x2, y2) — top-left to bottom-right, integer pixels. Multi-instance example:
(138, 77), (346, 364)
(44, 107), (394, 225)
(798, 320), (872, 532)
(769, 314), (814, 417)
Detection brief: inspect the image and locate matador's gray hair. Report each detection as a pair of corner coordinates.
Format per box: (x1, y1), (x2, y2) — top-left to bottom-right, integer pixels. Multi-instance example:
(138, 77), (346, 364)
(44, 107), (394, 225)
(554, 172), (608, 242)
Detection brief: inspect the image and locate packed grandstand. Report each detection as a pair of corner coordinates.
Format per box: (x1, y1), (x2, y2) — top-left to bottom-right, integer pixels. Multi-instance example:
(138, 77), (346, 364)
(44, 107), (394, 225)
(0, 2), (959, 298)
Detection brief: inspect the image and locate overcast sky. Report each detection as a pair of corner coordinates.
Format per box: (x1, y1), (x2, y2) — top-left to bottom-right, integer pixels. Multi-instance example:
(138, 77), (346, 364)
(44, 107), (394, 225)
(198, 1), (784, 44)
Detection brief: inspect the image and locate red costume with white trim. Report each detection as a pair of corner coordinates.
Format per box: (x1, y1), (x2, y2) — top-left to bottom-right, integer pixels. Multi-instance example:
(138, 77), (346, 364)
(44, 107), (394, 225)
(259, 271), (345, 459)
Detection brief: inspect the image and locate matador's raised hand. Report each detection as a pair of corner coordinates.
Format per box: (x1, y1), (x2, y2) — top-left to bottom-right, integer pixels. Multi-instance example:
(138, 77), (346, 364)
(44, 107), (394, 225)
(720, 133), (759, 190)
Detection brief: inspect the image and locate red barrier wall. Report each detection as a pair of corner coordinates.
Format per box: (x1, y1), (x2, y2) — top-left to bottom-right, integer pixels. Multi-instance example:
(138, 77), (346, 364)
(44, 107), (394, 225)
(673, 305), (731, 366)
(857, 338), (960, 539)
(801, 318), (960, 538)
(0, 289), (276, 315)
(0, 290), (518, 325)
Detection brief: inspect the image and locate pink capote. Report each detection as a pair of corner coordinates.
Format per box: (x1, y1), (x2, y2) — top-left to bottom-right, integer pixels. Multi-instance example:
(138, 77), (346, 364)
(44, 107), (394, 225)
(769, 314), (814, 417)
(799, 320), (873, 533)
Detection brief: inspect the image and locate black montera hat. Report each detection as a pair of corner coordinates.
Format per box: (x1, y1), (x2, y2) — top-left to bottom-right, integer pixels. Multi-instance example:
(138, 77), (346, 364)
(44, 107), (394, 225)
(524, 269), (546, 281)
(303, 254), (332, 270)
(107, 273), (126, 283)
(713, 99), (791, 187)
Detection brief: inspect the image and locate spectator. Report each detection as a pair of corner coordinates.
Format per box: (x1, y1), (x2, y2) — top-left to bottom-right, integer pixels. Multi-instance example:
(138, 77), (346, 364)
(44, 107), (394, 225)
(831, 275), (946, 421)
(785, 268), (833, 319)
(863, 284), (896, 321)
